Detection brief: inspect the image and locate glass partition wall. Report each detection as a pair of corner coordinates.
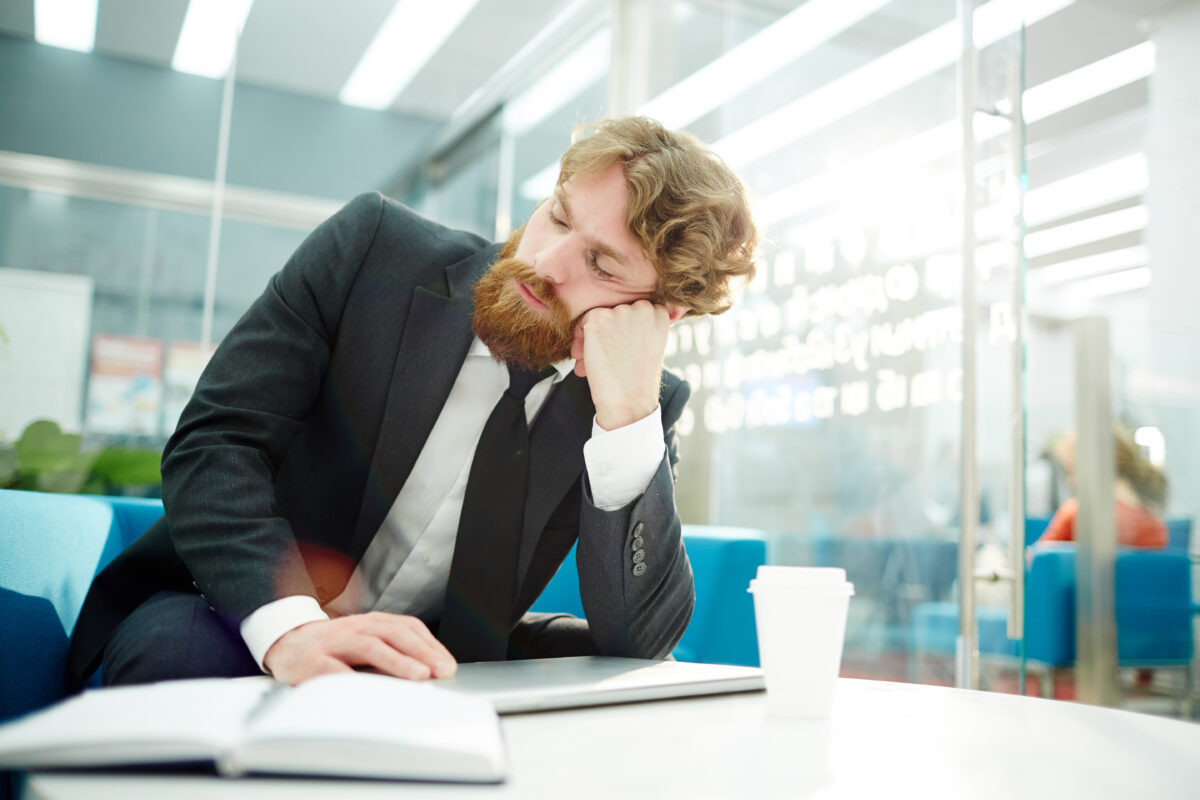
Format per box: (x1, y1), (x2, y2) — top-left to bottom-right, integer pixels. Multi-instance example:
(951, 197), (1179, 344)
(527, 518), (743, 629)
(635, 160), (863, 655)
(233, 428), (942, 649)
(425, 0), (1033, 690)
(435, 0), (1195, 708)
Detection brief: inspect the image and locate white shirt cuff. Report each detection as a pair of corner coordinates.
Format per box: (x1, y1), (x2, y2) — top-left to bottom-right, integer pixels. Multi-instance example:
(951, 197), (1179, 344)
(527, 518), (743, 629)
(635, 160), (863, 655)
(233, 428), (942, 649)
(239, 595), (330, 674)
(583, 405), (666, 511)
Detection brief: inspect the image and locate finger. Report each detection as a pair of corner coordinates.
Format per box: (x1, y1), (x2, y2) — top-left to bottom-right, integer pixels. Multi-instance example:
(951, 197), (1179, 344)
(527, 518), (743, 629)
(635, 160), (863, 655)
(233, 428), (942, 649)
(364, 612), (452, 659)
(571, 324), (587, 373)
(279, 655), (352, 686)
(334, 635), (433, 680)
(372, 616), (458, 678)
(573, 326), (588, 359)
(304, 656), (355, 683)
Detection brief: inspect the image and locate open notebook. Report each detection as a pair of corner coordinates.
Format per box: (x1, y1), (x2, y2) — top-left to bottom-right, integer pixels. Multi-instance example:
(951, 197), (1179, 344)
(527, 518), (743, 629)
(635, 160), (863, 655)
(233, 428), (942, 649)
(440, 656), (764, 714)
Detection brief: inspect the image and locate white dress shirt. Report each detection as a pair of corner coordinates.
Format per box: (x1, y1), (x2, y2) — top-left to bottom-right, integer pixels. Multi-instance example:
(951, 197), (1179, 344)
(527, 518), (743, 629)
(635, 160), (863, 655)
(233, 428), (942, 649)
(240, 337), (667, 670)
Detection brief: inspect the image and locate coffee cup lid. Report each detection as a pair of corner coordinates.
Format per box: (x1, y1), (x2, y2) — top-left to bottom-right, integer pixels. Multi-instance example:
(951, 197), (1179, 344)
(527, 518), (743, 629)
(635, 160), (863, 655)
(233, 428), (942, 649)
(747, 579), (854, 596)
(747, 566), (854, 596)
(755, 565), (846, 584)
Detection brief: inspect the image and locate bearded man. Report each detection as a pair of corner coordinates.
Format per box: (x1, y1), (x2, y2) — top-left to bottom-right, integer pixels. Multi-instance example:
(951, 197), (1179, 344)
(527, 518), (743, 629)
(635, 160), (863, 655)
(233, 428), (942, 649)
(65, 117), (758, 690)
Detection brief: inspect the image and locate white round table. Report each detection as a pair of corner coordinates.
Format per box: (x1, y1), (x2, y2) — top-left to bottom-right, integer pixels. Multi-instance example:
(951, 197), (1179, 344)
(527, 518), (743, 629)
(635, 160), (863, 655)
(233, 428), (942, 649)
(24, 678), (1200, 799)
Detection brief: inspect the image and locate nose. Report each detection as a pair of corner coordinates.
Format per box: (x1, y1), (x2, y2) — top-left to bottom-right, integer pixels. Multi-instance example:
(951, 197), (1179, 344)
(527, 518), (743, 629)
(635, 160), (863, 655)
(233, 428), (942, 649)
(532, 235), (576, 285)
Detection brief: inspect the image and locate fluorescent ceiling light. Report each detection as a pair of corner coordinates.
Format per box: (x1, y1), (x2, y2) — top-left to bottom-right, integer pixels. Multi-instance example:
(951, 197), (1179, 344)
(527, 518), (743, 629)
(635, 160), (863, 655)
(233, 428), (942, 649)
(450, 0), (592, 125)
(758, 115), (1007, 226)
(759, 39), (1151, 229)
(1024, 154), (1147, 227)
(34, 0), (97, 52)
(1075, 266), (1151, 298)
(172, 0), (255, 79)
(523, 0), (1077, 202)
(714, 0), (1075, 169)
(501, 29), (610, 135)
(638, 0), (894, 129)
(1024, 205), (1147, 259)
(1028, 245), (1148, 288)
(341, 0), (480, 110)
(1019, 41), (1154, 122)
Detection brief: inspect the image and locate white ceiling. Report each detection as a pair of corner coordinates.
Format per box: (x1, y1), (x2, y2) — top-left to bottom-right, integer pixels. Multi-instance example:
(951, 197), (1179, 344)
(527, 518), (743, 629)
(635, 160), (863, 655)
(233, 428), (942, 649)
(0, 0), (579, 120)
(2, 0), (1187, 126)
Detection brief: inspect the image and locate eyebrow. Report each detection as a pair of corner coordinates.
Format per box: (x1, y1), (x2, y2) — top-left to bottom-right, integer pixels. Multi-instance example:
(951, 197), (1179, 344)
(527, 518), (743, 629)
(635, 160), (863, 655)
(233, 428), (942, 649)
(554, 187), (629, 270)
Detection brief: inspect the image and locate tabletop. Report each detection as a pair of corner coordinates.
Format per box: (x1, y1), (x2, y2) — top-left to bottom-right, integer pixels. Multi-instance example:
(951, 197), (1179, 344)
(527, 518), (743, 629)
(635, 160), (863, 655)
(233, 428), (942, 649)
(23, 677), (1200, 799)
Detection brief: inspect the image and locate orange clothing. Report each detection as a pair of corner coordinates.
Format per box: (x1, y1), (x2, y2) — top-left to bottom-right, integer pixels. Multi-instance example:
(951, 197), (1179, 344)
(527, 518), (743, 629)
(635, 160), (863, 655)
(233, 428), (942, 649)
(1040, 498), (1167, 548)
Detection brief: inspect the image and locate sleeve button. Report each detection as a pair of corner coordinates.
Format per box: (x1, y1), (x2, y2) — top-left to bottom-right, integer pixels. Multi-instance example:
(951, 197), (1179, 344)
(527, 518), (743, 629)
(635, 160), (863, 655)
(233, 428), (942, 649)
(633, 548), (646, 564)
(632, 536), (644, 551)
(632, 562), (647, 577)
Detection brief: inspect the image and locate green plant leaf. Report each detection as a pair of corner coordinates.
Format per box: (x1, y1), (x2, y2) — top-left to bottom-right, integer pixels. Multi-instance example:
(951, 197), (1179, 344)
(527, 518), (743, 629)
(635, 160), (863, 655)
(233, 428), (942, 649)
(14, 420), (82, 471)
(33, 451), (98, 493)
(90, 447), (162, 486)
(0, 442), (17, 486)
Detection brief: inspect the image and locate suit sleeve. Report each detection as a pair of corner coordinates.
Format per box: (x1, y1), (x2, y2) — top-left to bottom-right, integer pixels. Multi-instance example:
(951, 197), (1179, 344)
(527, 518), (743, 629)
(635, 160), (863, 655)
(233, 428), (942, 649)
(572, 378), (695, 659)
(160, 192), (386, 622)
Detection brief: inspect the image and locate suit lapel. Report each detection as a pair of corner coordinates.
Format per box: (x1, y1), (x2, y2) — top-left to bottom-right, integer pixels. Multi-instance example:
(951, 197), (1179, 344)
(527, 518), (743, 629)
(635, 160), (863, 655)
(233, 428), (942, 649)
(350, 244), (499, 557)
(516, 373), (594, 587)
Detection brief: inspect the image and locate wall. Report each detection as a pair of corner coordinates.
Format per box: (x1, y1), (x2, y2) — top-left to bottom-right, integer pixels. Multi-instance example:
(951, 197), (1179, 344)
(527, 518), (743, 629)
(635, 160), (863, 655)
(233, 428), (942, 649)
(0, 34), (441, 200)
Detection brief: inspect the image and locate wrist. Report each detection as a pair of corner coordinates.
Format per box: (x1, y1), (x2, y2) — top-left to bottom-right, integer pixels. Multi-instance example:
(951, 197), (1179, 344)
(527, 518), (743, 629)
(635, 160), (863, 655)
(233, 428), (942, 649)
(595, 401), (657, 431)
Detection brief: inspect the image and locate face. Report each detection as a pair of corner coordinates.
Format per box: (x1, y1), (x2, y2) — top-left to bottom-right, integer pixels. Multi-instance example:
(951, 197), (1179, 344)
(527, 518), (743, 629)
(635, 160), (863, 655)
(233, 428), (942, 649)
(472, 162), (662, 369)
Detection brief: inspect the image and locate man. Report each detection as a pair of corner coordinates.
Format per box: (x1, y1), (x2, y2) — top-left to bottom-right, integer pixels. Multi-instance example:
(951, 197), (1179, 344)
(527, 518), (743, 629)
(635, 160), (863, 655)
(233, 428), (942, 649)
(65, 117), (758, 689)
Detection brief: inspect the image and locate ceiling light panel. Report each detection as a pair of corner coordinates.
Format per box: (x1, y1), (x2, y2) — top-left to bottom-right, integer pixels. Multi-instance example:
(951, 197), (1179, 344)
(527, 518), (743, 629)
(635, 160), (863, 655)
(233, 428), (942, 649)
(501, 28), (610, 136)
(34, 0), (97, 52)
(1028, 245), (1149, 288)
(713, 0), (1076, 168)
(172, 0), (256, 79)
(1076, 266), (1151, 298)
(340, 0), (481, 111)
(638, 0), (894, 130)
(1020, 41), (1154, 123)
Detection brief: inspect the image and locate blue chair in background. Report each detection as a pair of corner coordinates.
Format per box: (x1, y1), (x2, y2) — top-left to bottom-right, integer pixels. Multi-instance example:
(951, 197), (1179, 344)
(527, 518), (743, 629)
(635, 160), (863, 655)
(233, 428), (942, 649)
(912, 542), (1194, 710)
(1165, 518), (1192, 552)
(0, 489), (165, 800)
(0, 489), (165, 723)
(531, 525), (768, 666)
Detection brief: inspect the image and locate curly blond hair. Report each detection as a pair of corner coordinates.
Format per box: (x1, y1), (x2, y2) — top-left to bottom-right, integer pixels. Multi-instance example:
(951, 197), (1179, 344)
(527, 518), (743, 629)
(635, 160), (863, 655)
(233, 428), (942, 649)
(557, 117), (759, 316)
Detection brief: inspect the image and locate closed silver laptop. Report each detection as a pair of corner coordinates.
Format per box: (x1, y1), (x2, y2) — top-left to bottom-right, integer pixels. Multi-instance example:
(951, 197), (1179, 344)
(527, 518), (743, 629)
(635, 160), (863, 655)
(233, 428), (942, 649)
(437, 656), (764, 714)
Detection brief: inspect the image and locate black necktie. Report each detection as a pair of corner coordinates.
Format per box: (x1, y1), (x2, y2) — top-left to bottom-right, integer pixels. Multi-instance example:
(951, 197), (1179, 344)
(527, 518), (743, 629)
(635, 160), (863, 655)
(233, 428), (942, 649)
(439, 363), (550, 662)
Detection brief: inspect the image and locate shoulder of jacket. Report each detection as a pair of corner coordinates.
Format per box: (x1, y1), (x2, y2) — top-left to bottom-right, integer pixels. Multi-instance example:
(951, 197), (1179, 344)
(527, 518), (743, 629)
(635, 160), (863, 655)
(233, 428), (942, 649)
(350, 192), (492, 257)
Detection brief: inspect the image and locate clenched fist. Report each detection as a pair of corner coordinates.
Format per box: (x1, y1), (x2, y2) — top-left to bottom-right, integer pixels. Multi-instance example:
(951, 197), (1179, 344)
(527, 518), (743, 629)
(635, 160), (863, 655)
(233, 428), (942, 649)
(571, 299), (684, 430)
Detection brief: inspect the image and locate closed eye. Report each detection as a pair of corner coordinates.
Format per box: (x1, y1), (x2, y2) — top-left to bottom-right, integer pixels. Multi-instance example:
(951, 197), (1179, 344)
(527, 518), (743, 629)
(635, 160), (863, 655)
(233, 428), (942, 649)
(588, 256), (615, 281)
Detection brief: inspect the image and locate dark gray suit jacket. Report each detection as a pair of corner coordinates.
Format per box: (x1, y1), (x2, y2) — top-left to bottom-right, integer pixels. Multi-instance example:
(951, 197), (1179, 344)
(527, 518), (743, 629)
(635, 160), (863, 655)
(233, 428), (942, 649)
(66, 192), (695, 688)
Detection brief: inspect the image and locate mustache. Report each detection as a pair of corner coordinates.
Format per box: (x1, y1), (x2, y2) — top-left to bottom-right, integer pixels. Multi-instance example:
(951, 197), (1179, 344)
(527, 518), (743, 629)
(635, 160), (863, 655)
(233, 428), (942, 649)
(471, 249), (575, 371)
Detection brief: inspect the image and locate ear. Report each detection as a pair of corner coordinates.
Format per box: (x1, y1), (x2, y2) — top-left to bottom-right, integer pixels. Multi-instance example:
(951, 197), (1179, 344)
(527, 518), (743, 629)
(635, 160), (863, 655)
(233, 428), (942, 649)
(665, 304), (689, 324)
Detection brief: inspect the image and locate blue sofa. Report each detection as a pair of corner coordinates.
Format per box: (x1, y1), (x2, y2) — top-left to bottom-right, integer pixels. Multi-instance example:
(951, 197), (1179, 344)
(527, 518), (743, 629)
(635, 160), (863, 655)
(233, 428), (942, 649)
(912, 543), (1195, 702)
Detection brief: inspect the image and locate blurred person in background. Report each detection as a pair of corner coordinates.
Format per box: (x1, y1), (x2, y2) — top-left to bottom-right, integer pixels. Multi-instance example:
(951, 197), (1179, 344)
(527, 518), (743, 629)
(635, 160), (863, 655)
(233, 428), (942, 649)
(1036, 427), (1167, 548)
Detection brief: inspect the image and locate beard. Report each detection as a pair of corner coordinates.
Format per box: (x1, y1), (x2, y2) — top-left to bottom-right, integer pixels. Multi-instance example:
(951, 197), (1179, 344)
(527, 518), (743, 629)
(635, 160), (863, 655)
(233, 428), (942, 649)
(472, 225), (575, 371)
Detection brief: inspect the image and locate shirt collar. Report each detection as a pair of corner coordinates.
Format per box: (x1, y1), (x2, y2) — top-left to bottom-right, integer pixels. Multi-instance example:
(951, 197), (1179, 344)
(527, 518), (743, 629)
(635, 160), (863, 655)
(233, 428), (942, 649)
(470, 337), (575, 380)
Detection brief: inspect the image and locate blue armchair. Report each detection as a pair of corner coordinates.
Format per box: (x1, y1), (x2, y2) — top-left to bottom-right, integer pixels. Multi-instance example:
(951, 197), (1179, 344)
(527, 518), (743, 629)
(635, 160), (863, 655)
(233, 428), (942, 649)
(912, 542), (1194, 706)
(530, 525), (768, 667)
(0, 489), (165, 724)
(0, 489), (165, 800)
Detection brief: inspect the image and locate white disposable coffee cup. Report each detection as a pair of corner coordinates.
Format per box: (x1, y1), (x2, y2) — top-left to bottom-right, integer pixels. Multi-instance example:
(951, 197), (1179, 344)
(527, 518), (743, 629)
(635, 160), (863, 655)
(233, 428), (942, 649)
(748, 565), (854, 719)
